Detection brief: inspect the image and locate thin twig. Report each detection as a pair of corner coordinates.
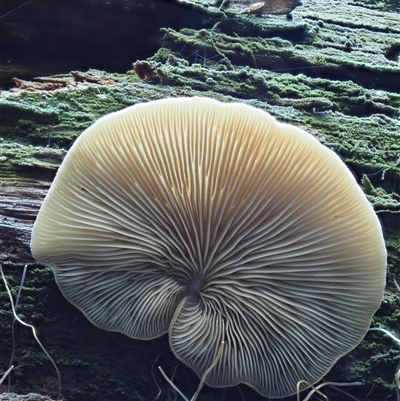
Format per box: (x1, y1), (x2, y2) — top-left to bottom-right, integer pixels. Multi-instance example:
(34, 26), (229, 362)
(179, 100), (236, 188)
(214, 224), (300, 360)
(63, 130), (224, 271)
(0, 265), (62, 400)
(151, 355), (161, 401)
(191, 341), (225, 401)
(0, 365), (14, 384)
(369, 328), (400, 346)
(297, 380), (362, 401)
(297, 380), (328, 401)
(0, 0), (33, 19)
(158, 366), (189, 401)
(158, 340), (225, 401)
(7, 264), (28, 391)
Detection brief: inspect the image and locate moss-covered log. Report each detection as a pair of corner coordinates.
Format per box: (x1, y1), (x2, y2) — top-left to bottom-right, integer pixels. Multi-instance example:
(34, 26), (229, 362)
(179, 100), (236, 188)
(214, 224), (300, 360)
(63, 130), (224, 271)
(1, 0), (400, 400)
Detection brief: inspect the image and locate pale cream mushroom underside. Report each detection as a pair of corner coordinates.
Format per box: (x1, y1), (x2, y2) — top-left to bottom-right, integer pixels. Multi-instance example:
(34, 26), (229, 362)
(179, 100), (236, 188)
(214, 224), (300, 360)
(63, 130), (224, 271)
(31, 97), (386, 399)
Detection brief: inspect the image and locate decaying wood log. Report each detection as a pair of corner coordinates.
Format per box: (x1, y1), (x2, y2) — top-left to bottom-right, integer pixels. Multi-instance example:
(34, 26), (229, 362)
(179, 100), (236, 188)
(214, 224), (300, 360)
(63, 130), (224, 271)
(0, 184), (49, 263)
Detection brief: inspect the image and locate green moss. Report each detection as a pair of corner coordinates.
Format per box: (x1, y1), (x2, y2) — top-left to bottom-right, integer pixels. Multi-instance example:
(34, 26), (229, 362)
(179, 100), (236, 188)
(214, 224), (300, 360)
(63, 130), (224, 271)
(350, 0), (400, 11)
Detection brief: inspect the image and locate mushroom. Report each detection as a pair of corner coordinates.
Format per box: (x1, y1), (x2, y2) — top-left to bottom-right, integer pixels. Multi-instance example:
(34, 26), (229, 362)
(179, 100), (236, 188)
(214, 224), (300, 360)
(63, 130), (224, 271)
(31, 97), (386, 398)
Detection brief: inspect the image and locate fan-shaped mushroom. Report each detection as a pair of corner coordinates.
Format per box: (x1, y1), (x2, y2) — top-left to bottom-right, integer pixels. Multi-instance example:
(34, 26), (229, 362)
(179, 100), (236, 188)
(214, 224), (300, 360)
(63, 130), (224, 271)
(31, 97), (386, 398)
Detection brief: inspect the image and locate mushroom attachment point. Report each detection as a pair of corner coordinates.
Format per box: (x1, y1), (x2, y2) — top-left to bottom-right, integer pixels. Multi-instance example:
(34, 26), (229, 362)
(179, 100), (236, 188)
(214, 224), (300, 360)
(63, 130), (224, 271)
(31, 97), (386, 398)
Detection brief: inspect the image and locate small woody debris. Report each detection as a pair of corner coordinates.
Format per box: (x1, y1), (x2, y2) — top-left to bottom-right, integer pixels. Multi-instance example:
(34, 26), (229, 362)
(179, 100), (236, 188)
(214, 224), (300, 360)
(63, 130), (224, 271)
(12, 77), (67, 91)
(228, 0), (302, 15)
(133, 61), (169, 84)
(10, 71), (115, 92)
(71, 70), (114, 85)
